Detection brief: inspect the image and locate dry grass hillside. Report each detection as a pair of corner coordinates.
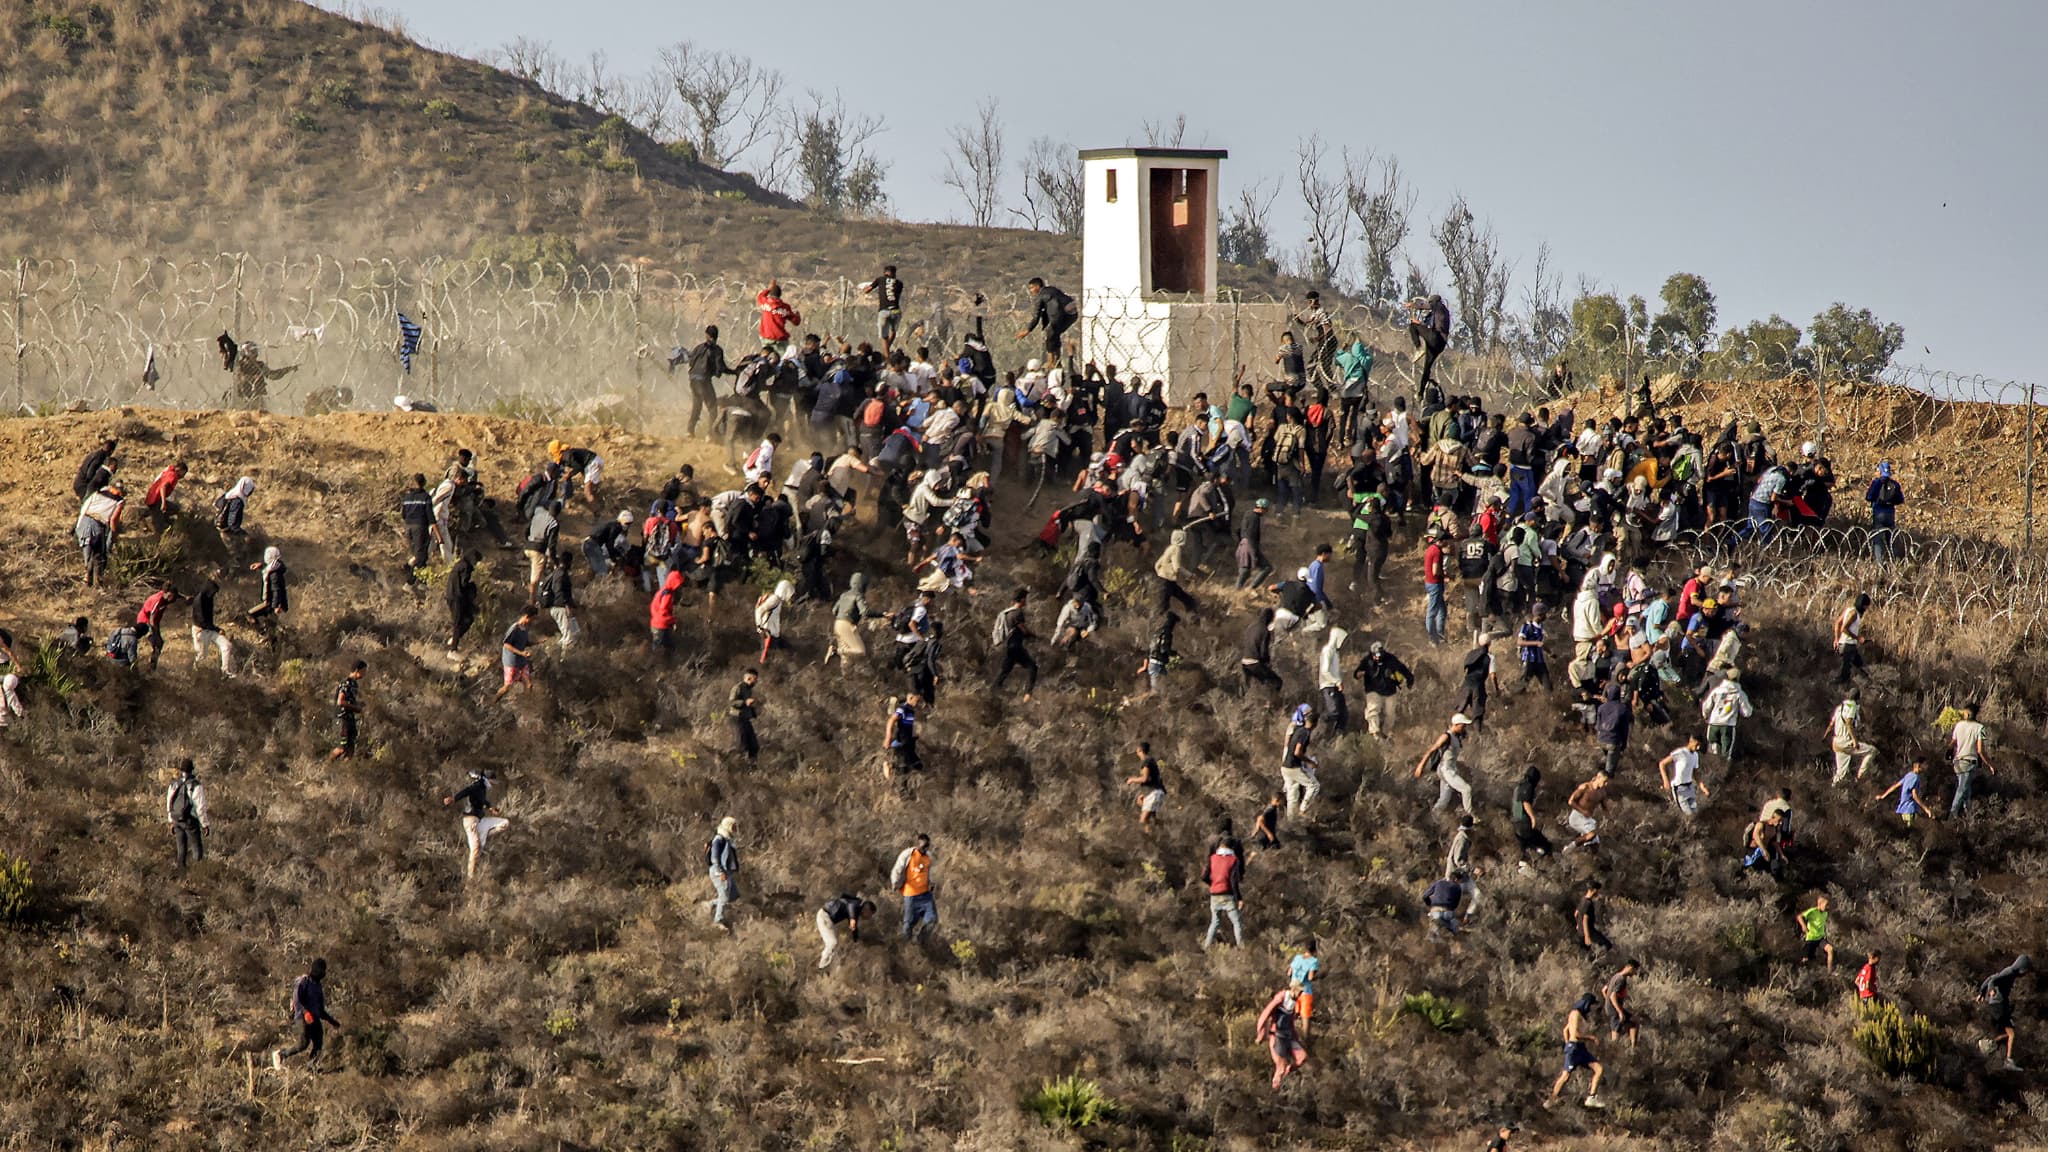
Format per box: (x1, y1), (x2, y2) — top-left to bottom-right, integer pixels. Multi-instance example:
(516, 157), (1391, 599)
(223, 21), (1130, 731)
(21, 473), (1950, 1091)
(1, 406), (2046, 1151)
(1, 0), (1333, 301)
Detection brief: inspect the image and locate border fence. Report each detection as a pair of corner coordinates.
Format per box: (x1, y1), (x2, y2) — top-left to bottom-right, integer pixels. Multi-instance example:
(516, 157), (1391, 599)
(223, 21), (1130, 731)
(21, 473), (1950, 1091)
(4, 253), (2039, 550)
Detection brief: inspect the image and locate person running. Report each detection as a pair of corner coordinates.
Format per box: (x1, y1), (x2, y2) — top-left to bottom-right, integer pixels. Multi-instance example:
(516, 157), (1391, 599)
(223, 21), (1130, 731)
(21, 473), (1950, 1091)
(1574, 880), (1614, 952)
(1316, 626), (1350, 732)
(1977, 955), (2034, 1071)
(824, 571), (874, 673)
(494, 606), (536, 702)
(272, 958), (340, 1070)
(1458, 634), (1499, 727)
(1877, 758), (1938, 825)
(1203, 832), (1245, 949)
(753, 579), (793, 664)
(706, 816), (741, 932)
(860, 264), (906, 354)
(816, 893), (876, 970)
(1484, 1123), (1522, 1152)
(330, 661), (366, 761)
(442, 769), (509, 880)
(1564, 771), (1610, 852)
(1509, 764), (1554, 864)
(1125, 740), (1166, 827)
(1353, 639), (1413, 740)
(1254, 982), (1309, 1091)
(891, 833), (938, 942)
(1548, 994), (1606, 1109)
(1604, 959), (1640, 1050)
(190, 569), (233, 675)
(1796, 895), (1834, 970)
(1856, 951), (1883, 1005)
(883, 693), (924, 779)
(1289, 942), (1323, 1042)
(1414, 714), (1476, 815)
(989, 587), (1038, 700)
(164, 758), (209, 870)
(1280, 705), (1321, 820)
(1239, 608), (1283, 697)
(135, 584), (182, 672)
(1825, 688), (1876, 785)
(1948, 703), (1995, 818)
(727, 669), (761, 766)
(538, 549), (580, 648)
(1659, 735), (1709, 816)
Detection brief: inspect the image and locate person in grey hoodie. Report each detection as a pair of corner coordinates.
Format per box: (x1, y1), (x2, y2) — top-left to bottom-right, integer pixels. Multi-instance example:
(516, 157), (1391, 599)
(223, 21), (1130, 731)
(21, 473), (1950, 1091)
(825, 572), (874, 672)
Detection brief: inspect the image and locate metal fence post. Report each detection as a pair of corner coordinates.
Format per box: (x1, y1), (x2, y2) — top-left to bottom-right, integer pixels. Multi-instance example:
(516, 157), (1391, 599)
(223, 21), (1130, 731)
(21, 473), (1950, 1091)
(12, 258), (23, 415)
(2027, 380), (2037, 552)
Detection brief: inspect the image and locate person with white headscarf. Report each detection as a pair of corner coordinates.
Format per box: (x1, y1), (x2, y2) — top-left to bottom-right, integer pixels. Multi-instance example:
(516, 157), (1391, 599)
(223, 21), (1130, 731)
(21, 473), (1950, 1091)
(246, 546), (289, 643)
(754, 579), (794, 664)
(216, 476), (254, 539)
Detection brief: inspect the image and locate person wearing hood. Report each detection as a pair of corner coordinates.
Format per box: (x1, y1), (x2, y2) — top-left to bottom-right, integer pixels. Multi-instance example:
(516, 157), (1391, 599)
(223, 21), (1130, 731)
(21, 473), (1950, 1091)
(445, 550), (479, 652)
(1317, 627), (1351, 733)
(1594, 681), (1633, 776)
(246, 546), (289, 645)
(1865, 460), (1905, 562)
(754, 579), (794, 664)
(1280, 704), (1321, 819)
(649, 568), (684, 657)
(825, 571), (873, 672)
(442, 768), (508, 880)
(215, 475), (254, 542)
(1240, 608), (1282, 697)
(980, 383), (1025, 481)
(1151, 528), (1200, 618)
(1979, 955), (2034, 1070)
(706, 816), (741, 931)
(1353, 639), (1414, 740)
(1571, 570), (1606, 663)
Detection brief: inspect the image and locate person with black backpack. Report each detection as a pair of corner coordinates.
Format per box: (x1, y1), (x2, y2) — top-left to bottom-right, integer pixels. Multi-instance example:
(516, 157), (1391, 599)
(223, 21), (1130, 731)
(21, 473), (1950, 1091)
(989, 586), (1037, 700)
(1864, 461), (1905, 563)
(164, 758), (209, 870)
(398, 473), (434, 570)
(705, 816), (741, 932)
(330, 661), (367, 760)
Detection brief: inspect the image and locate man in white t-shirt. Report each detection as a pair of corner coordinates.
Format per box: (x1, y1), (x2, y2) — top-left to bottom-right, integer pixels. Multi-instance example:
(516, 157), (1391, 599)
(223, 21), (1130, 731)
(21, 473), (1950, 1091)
(905, 348), (938, 395)
(1949, 704), (1995, 818)
(1658, 735), (1707, 815)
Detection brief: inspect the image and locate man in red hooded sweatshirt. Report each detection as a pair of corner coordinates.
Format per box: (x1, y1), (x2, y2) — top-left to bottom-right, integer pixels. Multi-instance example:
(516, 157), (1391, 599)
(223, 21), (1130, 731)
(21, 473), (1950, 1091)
(650, 569), (684, 658)
(757, 280), (801, 357)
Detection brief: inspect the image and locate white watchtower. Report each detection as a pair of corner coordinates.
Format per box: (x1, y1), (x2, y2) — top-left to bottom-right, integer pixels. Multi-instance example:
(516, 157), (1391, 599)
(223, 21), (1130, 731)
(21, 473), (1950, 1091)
(1078, 147), (1228, 400)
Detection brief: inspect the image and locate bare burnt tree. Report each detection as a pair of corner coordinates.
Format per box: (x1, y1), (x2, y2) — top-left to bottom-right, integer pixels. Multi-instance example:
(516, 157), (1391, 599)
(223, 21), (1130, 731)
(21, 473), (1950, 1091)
(943, 98), (1006, 228)
(496, 37), (567, 96)
(1295, 135), (1349, 290)
(1433, 195), (1513, 351)
(1013, 137), (1083, 237)
(1141, 113), (1188, 147)
(1343, 149), (1416, 309)
(1219, 180), (1279, 269)
(655, 42), (786, 171)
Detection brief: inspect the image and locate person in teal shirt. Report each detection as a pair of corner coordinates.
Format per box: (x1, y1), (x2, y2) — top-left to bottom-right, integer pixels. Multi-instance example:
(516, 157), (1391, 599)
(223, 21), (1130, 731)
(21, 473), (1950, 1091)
(1288, 941), (1322, 1041)
(1335, 339), (1375, 442)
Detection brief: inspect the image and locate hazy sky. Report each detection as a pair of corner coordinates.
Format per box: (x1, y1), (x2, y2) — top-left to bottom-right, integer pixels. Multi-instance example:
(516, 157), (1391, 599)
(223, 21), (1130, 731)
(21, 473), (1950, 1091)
(380, 0), (2042, 387)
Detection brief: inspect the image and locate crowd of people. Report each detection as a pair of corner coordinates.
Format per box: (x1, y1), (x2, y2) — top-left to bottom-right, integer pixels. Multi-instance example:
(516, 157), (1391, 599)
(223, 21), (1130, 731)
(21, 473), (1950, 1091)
(27, 267), (2029, 1135)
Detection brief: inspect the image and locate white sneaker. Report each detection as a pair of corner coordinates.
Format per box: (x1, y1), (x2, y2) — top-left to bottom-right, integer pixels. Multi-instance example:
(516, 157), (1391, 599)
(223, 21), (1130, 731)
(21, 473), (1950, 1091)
(2003, 1060), (2023, 1072)
(271, 1050), (282, 1070)
(1583, 1094), (1606, 1109)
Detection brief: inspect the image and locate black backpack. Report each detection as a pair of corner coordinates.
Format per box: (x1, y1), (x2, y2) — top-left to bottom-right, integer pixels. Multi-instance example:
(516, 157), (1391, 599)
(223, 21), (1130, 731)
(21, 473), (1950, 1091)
(169, 778), (195, 823)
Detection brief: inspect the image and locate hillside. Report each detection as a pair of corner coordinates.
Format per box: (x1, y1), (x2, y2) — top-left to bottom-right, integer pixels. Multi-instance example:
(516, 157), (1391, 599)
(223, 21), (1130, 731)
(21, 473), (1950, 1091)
(1, 407), (2046, 1151)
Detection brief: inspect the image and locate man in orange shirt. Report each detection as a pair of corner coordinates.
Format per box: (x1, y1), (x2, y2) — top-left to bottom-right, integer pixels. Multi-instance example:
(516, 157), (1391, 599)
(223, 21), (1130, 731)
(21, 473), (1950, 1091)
(144, 460), (186, 532)
(891, 833), (937, 942)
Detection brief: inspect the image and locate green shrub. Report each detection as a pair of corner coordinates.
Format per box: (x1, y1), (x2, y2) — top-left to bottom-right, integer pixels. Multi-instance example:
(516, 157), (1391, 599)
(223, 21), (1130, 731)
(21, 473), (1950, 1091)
(25, 642), (82, 700)
(468, 234), (578, 269)
(1400, 991), (1470, 1033)
(521, 104), (562, 128)
(0, 854), (34, 923)
(35, 11), (89, 47)
(319, 78), (361, 109)
(111, 533), (183, 586)
(1853, 1000), (1938, 1079)
(422, 98), (460, 120)
(512, 141), (539, 164)
(289, 110), (321, 134)
(1025, 1074), (1118, 1131)
(545, 1010), (580, 1038)
(714, 189), (749, 202)
(663, 139), (698, 164)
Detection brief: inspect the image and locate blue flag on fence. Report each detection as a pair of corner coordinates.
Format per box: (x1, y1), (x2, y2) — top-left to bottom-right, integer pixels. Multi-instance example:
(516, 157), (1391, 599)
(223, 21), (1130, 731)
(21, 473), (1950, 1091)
(397, 313), (423, 375)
